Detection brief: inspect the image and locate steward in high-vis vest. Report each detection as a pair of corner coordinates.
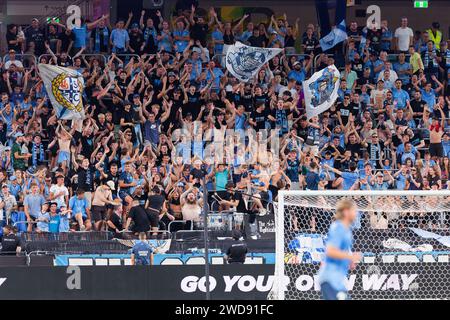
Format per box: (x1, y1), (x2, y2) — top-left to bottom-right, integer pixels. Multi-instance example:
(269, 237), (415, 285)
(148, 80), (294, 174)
(427, 22), (442, 50)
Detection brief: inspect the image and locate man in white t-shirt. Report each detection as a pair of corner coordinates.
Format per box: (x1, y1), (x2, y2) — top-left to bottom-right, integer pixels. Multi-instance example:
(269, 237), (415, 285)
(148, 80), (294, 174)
(394, 17), (414, 52)
(49, 174), (69, 208)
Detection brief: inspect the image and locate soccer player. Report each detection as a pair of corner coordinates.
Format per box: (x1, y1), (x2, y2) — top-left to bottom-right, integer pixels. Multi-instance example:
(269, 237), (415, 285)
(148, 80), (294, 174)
(317, 199), (361, 300)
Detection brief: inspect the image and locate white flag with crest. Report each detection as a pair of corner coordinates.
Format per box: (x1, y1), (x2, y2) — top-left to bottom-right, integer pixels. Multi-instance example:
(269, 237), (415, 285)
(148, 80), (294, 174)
(38, 64), (85, 120)
(225, 42), (283, 82)
(303, 65), (341, 120)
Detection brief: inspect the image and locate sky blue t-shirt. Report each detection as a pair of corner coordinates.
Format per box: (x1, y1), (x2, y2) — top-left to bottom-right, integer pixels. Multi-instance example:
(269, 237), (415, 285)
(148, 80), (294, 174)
(24, 193), (46, 218)
(421, 89), (436, 110)
(318, 220), (353, 291)
(287, 70), (306, 83)
(37, 212), (50, 232)
(396, 173), (408, 190)
(69, 196), (89, 218)
(49, 214), (60, 233)
(72, 24), (87, 48)
(393, 62), (411, 84)
(341, 171), (359, 190)
(131, 240), (153, 265)
(392, 88), (410, 109)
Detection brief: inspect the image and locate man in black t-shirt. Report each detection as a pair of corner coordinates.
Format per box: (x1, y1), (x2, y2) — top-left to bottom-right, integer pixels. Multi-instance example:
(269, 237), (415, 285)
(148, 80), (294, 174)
(107, 203), (123, 234)
(189, 7), (208, 47)
(57, 28), (75, 55)
(250, 101), (268, 132)
(1, 225), (21, 255)
(25, 18), (46, 56)
(125, 200), (153, 233)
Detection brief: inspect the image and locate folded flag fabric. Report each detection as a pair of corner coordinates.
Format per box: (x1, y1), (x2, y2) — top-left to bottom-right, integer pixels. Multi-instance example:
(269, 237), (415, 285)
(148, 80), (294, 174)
(303, 65), (341, 119)
(320, 20), (348, 52)
(38, 64), (85, 120)
(316, 0), (348, 51)
(225, 42), (283, 82)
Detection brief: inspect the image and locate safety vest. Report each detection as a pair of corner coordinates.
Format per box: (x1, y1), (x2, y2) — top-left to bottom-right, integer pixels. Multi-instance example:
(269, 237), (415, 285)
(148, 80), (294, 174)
(427, 29), (442, 50)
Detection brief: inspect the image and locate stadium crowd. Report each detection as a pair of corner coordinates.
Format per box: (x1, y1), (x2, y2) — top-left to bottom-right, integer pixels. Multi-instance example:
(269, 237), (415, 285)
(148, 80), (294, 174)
(0, 2), (450, 236)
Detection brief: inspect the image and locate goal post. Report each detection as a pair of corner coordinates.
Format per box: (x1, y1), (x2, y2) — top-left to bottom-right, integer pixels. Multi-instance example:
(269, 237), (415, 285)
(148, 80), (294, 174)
(271, 190), (450, 300)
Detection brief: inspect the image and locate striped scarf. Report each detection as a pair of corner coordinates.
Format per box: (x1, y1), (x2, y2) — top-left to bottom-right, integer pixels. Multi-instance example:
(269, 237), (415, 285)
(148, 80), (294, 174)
(94, 27), (109, 52)
(31, 142), (44, 167)
(424, 48), (438, 68)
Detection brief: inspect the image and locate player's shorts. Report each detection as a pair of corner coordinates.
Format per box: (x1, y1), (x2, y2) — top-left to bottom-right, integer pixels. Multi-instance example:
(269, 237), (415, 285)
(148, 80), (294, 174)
(320, 282), (349, 300)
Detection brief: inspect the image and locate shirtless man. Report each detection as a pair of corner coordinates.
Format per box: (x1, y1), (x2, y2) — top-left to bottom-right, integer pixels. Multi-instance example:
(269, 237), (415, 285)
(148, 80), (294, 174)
(55, 121), (73, 172)
(425, 100), (445, 159)
(181, 186), (203, 229)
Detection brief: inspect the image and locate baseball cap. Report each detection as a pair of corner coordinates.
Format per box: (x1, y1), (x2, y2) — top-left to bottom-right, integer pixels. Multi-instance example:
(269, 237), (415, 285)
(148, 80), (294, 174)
(168, 71), (176, 77)
(192, 47), (202, 54)
(131, 23), (139, 29)
(1, 184), (8, 189)
(293, 61), (301, 67)
(14, 132), (24, 138)
(9, 176), (16, 181)
(106, 180), (115, 191)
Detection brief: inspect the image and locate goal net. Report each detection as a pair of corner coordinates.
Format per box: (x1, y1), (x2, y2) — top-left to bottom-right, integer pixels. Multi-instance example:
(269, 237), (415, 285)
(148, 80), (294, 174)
(270, 190), (450, 300)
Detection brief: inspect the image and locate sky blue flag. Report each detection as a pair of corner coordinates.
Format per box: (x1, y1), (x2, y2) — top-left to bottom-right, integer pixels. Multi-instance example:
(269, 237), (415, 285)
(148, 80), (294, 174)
(319, 20), (348, 52)
(317, 0), (348, 52)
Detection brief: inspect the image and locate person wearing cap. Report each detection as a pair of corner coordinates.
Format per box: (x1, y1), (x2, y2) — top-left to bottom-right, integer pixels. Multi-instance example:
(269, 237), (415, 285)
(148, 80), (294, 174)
(224, 229), (247, 264)
(91, 181), (117, 231)
(1, 184), (17, 224)
(48, 202), (61, 233)
(24, 18), (46, 56)
(128, 22), (144, 55)
(6, 176), (20, 199)
(48, 174), (69, 209)
(371, 171), (394, 190)
(4, 49), (24, 70)
(288, 59), (311, 83)
(11, 132), (30, 171)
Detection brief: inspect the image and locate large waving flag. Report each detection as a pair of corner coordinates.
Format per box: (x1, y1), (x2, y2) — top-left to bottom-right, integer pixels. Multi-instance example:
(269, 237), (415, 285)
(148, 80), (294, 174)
(38, 64), (85, 120)
(303, 65), (341, 119)
(316, 0), (348, 52)
(225, 42), (283, 82)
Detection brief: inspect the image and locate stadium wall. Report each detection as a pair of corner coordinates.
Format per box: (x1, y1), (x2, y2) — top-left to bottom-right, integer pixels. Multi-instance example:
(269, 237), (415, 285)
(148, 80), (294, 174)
(0, 264), (446, 299)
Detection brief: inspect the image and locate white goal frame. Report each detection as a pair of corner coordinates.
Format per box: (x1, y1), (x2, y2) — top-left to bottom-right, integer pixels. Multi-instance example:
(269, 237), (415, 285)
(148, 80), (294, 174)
(274, 189), (450, 300)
